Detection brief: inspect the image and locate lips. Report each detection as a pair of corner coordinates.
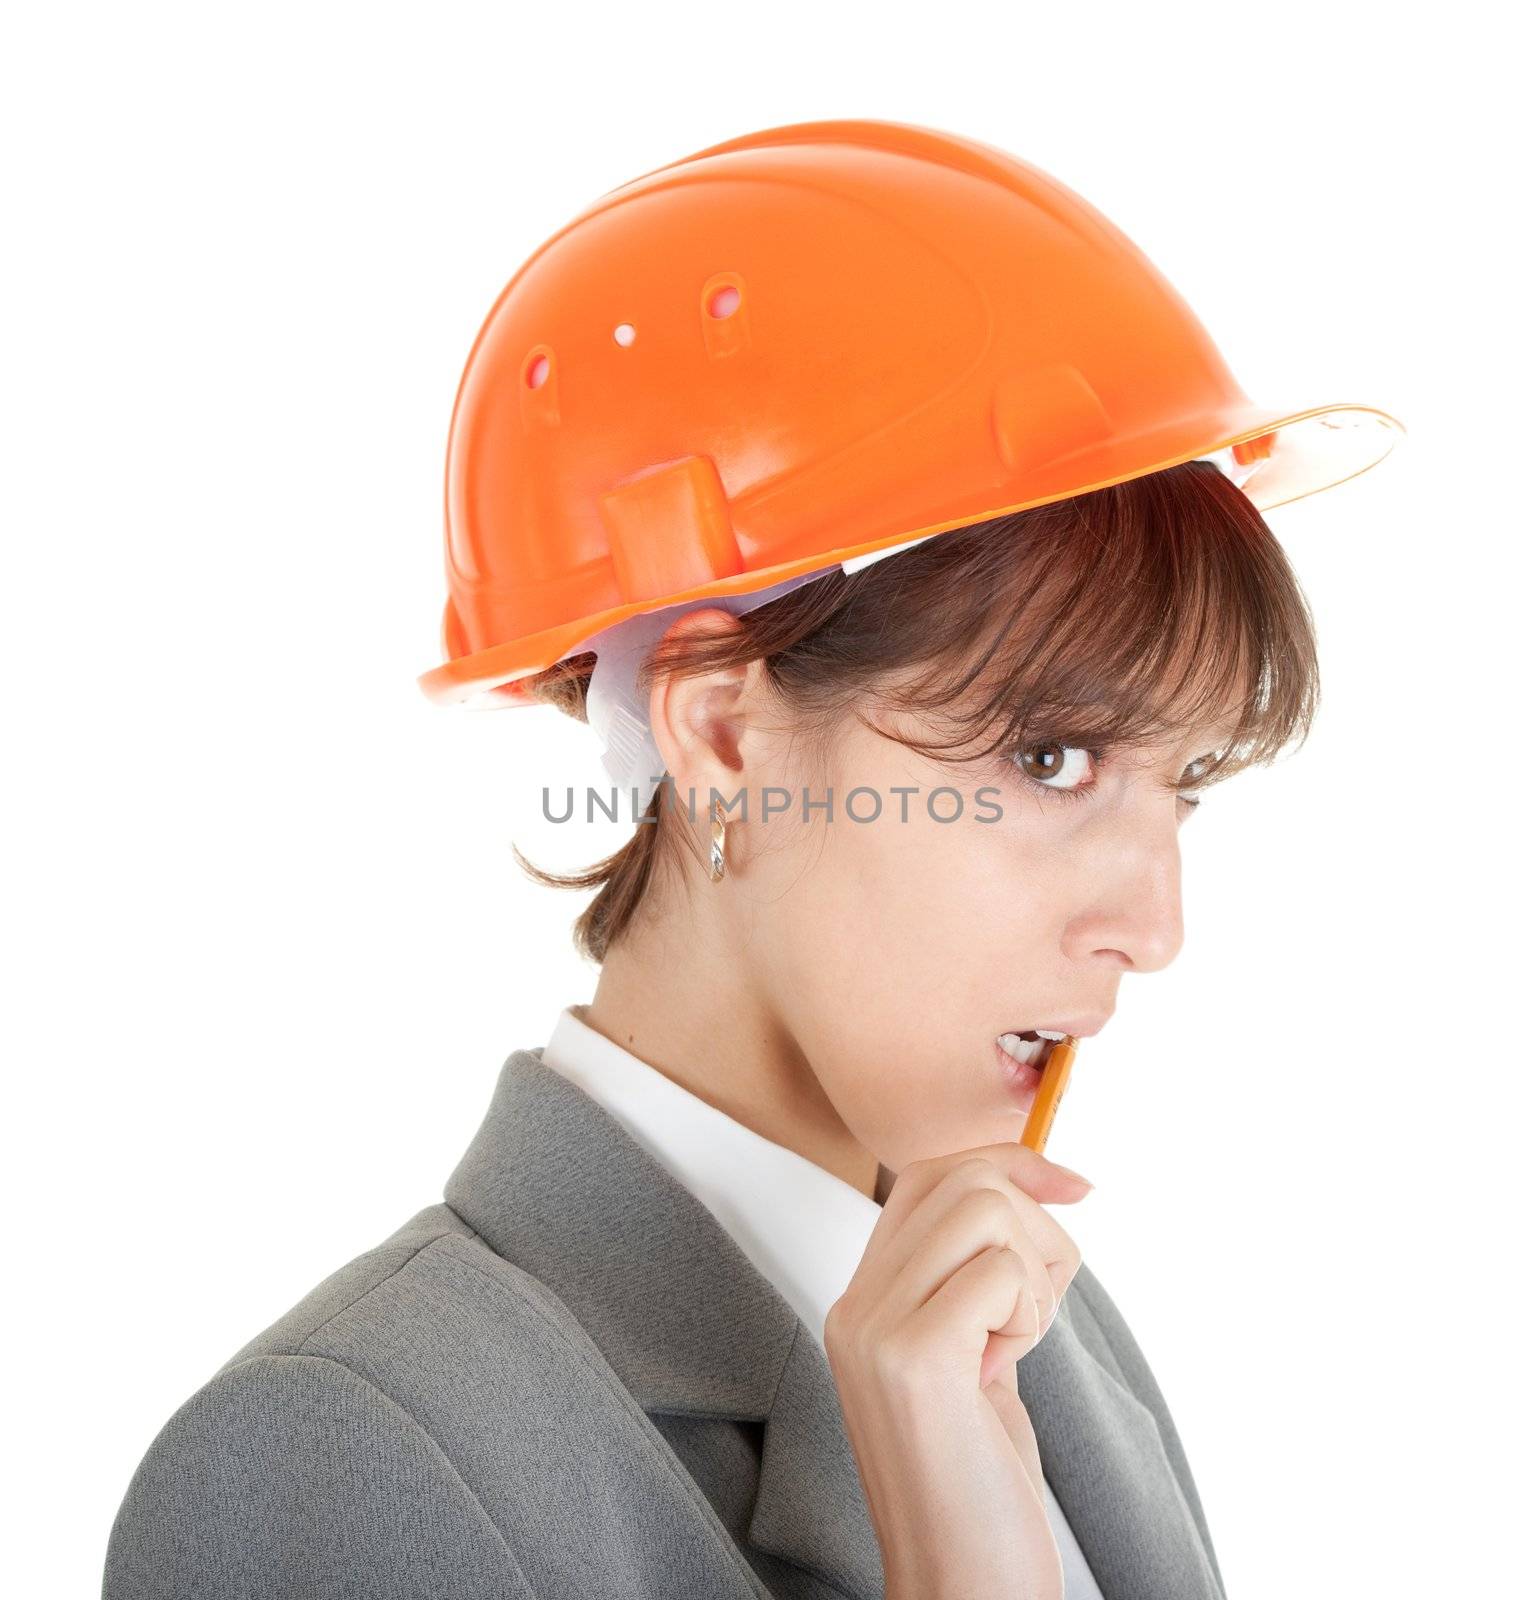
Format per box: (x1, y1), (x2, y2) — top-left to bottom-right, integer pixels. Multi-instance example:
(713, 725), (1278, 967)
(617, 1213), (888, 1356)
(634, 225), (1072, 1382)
(995, 1036), (1046, 1107)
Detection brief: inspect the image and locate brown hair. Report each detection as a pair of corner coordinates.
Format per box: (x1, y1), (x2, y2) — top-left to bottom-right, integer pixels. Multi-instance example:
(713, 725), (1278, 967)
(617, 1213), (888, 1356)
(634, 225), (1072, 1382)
(516, 460), (1318, 963)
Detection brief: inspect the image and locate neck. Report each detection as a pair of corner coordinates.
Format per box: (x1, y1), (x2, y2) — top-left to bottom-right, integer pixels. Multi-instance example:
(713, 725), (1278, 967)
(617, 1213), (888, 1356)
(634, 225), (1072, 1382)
(579, 883), (882, 1203)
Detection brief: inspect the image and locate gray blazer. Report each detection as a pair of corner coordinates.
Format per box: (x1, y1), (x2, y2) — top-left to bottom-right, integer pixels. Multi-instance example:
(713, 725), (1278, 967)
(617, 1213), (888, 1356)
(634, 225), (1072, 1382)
(103, 1047), (1228, 1599)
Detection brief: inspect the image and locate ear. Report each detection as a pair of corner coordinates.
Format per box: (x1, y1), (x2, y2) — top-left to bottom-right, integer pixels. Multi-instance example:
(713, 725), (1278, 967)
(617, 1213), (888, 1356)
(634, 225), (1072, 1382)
(647, 608), (770, 816)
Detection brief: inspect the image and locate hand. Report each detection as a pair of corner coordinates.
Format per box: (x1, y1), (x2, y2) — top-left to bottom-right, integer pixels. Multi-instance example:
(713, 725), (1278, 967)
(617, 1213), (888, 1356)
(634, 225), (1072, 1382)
(826, 1142), (1091, 1599)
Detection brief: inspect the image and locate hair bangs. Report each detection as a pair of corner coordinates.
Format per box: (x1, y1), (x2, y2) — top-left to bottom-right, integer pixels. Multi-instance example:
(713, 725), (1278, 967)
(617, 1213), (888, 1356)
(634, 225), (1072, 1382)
(861, 461), (1320, 790)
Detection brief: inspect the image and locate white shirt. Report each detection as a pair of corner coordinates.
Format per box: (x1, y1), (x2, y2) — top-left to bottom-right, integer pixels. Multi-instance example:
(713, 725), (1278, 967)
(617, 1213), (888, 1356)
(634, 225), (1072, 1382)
(541, 1003), (1106, 1599)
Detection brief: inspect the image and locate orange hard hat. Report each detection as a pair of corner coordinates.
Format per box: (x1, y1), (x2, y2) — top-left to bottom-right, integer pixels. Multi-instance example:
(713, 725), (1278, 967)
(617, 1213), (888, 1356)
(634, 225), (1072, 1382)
(419, 117), (1404, 710)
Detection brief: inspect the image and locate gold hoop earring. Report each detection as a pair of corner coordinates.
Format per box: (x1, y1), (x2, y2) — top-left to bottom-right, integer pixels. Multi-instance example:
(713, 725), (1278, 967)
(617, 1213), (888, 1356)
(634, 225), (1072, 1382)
(707, 795), (727, 883)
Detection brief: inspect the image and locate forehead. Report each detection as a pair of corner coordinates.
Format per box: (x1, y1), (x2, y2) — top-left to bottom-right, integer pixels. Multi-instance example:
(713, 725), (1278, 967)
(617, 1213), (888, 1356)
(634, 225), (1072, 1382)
(1151, 702), (1248, 760)
(1154, 652), (1254, 746)
(1106, 692), (1248, 766)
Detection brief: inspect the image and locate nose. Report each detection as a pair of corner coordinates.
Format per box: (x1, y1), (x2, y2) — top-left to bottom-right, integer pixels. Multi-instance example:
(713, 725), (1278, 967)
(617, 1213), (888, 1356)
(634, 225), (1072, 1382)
(1062, 808), (1185, 973)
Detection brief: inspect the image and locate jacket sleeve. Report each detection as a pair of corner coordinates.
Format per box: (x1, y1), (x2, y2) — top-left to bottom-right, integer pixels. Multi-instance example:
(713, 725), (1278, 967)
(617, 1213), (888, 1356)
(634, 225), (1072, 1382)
(102, 1353), (537, 1600)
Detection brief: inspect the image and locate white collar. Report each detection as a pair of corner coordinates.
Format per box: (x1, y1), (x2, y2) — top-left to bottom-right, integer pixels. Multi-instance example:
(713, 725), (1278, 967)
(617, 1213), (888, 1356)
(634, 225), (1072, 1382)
(537, 1004), (1099, 1590)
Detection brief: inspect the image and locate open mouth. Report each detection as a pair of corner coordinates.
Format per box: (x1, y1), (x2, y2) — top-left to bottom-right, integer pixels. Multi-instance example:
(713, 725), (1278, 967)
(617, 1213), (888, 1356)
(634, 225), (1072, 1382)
(996, 1028), (1068, 1072)
(993, 1028), (1071, 1105)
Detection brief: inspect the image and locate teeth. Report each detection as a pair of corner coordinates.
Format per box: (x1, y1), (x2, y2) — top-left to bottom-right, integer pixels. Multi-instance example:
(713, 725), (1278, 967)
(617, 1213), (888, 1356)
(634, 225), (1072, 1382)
(1036, 1029), (1068, 1042)
(996, 1032), (1045, 1066)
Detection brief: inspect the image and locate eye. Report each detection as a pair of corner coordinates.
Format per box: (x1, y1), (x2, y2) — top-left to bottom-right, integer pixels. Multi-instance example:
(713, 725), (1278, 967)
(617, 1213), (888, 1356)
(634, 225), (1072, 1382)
(1176, 752), (1218, 811)
(1010, 741), (1096, 800)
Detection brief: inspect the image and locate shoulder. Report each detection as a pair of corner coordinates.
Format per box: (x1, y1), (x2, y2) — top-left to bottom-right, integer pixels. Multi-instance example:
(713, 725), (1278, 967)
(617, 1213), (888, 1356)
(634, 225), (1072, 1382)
(103, 1345), (532, 1598)
(215, 1201), (596, 1374)
(102, 1203), (636, 1599)
(216, 1201), (478, 1370)
(216, 1196), (643, 1395)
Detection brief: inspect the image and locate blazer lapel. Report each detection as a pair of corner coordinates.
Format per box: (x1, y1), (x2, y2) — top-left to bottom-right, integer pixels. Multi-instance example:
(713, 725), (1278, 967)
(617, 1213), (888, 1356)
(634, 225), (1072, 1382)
(746, 1314), (885, 1596)
(444, 1048), (1220, 1600)
(443, 1049), (886, 1597)
(1017, 1279), (1226, 1600)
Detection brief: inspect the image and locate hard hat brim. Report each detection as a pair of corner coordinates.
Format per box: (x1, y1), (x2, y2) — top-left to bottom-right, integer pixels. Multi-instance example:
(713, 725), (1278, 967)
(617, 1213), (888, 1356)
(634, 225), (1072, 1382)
(417, 397), (1404, 709)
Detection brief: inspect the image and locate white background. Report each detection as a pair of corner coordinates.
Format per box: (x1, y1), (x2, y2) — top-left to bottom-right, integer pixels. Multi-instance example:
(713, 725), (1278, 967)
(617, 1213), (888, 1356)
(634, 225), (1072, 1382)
(5, 3), (1533, 1594)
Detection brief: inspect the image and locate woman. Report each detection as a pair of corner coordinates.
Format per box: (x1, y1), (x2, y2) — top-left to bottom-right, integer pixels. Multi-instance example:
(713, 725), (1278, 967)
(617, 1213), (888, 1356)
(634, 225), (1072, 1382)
(102, 120), (1402, 1600)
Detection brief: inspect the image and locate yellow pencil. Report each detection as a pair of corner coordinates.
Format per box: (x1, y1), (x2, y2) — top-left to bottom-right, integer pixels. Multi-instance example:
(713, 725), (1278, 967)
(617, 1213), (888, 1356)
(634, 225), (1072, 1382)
(1019, 1036), (1078, 1154)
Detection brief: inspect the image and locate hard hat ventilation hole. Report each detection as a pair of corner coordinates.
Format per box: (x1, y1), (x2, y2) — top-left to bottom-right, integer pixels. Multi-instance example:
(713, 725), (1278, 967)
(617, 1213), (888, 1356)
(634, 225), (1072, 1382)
(706, 285), (740, 319)
(613, 322), (636, 347)
(525, 353), (550, 389)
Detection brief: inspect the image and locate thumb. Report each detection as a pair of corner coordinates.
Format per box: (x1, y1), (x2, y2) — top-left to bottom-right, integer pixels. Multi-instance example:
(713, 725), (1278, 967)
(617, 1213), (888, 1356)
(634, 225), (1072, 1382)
(995, 1142), (1095, 1205)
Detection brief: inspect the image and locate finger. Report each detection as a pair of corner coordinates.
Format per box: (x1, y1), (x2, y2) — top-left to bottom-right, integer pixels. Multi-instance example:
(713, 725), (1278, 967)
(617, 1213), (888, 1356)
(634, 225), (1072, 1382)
(1011, 1231), (1060, 1337)
(873, 1144), (1093, 1247)
(908, 1242), (1042, 1366)
(962, 1153), (1086, 1301)
(883, 1190), (1044, 1340)
(983, 1377), (1047, 1507)
(885, 1159), (1080, 1307)
(980, 1325), (1039, 1388)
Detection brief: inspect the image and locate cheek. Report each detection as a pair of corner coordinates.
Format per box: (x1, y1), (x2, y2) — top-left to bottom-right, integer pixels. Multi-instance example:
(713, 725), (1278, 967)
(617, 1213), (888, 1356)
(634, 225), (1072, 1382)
(769, 805), (1066, 1154)
(817, 797), (1062, 957)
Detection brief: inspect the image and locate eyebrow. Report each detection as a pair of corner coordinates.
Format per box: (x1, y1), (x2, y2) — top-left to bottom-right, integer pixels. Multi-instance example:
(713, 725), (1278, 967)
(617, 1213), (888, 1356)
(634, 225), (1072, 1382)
(1194, 718), (1241, 748)
(1184, 723), (1242, 759)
